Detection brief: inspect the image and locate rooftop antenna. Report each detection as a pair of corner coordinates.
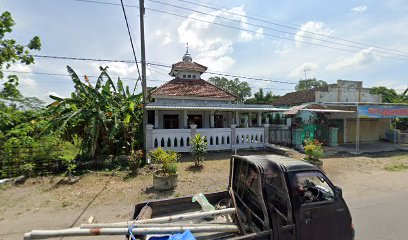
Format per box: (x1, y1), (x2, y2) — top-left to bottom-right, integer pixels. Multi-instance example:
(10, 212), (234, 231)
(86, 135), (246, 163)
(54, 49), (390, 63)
(186, 42), (189, 53)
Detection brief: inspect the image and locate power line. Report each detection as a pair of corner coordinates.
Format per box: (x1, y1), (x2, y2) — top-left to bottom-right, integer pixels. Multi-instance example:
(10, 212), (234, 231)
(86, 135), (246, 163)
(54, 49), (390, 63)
(30, 54), (299, 84)
(148, 0), (408, 59)
(173, 0), (408, 56)
(144, 7), (408, 61)
(2, 70), (167, 83)
(62, 0), (408, 60)
(119, 0), (141, 93)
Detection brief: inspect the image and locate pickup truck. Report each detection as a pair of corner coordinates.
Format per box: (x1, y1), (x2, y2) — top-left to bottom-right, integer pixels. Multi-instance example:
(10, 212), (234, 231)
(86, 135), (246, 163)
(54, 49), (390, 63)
(132, 155), (354, 240)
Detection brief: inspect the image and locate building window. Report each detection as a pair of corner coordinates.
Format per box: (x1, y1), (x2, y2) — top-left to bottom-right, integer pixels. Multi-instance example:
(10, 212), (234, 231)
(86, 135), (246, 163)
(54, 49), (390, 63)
(188, 115), (203, 128)
(163, 115), (179, 129)
(147, 110), (155, 126)
(183, 74), (186, 78)
(214, 115), (223, 128)
(188, 74), (191, 78)
(193, 75), (196, 78)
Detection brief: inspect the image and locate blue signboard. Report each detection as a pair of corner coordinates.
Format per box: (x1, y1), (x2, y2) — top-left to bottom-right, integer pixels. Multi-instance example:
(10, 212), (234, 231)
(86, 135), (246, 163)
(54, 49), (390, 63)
(358, 105), (408, 118)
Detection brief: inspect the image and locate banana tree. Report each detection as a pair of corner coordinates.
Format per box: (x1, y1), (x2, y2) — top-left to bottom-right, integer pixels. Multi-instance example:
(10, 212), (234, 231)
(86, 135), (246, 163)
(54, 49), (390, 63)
(47, 66), (143, 159)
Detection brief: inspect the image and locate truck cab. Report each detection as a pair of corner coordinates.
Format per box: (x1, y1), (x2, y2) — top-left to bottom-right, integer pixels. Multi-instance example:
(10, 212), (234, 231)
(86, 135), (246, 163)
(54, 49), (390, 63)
(231, 155), (354, 240)
(131, 155), (354, 240)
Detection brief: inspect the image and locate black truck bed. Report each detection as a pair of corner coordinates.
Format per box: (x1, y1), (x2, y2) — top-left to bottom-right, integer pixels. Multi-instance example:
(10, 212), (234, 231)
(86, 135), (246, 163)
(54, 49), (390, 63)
(132, 191), (241, 239)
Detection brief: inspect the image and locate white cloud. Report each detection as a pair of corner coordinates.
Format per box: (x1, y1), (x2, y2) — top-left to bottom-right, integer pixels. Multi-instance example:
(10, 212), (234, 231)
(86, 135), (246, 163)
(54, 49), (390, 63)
(177, 5), (263, 71)
(288, 62), (319, 78)
(156, 30), (173, 45)
(91, 62), (150, 78)
(351, 5), (368, 14)
(9, 63), (32, 73)
(294, 21), (332, 47)
(19, 77), (37, 89)
(325, 48), (380, 71)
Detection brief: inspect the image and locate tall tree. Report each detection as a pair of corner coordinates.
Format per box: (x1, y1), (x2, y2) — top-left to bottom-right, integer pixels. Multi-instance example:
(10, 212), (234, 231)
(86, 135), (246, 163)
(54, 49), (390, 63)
(295, 78), (328, 91)
(370, 86), (399, 103)
(0, 10), (41, 100)
(245, 88), (280, 104)
(208, 76), (251, 103)
(47, 66), (143, 158)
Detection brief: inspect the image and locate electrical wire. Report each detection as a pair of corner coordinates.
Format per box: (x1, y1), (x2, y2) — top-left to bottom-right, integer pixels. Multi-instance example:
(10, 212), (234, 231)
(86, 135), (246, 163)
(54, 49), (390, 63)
(148, 0), (408, 59)
(68, 0), (408, 59)
(173, 0), (408, 55)
(119, 0), (142, 93)
(144, 7), (408, 61)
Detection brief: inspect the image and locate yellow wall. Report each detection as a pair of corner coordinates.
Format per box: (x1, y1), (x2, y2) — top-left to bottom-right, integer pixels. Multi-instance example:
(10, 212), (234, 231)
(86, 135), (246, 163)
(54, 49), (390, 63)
(345, 118), (390, 143)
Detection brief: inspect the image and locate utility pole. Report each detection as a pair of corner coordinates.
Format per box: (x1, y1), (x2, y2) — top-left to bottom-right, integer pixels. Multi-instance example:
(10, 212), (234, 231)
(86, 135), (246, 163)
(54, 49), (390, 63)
(139, 0), (148, 155)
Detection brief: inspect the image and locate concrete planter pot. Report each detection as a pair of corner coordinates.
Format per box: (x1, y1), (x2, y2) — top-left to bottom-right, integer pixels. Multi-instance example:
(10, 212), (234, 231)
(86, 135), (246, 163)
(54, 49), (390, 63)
(153, 170), (178, 190)
(302, 158), (323, 170)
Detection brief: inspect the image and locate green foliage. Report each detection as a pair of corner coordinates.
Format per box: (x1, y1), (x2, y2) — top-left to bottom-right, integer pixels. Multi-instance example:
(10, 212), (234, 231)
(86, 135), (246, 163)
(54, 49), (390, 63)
(272, 113), (282, 124)
(190, 134), (207, 167)
(208, 76), (251, 103)
(128, 150), (143, 174)
(0, 10), (41, 100)
(295, 78), (328, 91)
(370, 86), (399, 103)
(47, 66), (143, 159)
(150, 147), (179, 175)
(304, 139), (323, 162)
(0, 117), (69, 178)
(245, 88), (280, 104)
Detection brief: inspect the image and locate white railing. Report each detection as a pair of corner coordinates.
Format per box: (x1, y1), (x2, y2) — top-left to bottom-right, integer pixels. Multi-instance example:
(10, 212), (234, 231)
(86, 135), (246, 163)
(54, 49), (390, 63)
(148, 126), (267, 152)
(234, 128), (264, 149)
(197, 128), (232, 151)
(151, 129), (191, 152)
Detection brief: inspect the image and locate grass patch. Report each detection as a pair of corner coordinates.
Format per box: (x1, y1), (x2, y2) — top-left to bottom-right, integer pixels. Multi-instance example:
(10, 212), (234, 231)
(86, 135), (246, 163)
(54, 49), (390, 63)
(384, 162), (408, 172)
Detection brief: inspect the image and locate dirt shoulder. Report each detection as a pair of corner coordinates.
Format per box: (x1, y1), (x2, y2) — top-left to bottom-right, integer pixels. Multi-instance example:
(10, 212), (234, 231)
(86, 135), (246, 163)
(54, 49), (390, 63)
(1, 150), (407, 240)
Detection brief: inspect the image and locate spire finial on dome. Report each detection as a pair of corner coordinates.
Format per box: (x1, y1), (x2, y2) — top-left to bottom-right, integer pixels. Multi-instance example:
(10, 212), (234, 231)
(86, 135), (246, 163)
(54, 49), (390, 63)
(182, 42), (192, 62)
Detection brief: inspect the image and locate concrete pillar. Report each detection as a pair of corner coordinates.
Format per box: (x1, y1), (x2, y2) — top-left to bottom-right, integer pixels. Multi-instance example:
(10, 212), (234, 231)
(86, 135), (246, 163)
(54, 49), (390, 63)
(258, 112), (262, 127)
(264, 124), (270, 144)
(210, 111), (215, 128)
(343, 118), (347, 143)
(231, 124), (237, 150)
(190, 124), (197, 137)
(235, 111), (240, 126)
(146, 124), (154, 151)
(183, 110), (188, 128)
(154, 110), (159, 128)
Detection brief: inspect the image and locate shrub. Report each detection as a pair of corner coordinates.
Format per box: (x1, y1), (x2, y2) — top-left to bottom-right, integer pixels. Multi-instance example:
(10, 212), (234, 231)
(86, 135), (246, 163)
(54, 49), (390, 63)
(304, 138), (324, 162)
(190, 134), (207, 167)
(128, 150), (143, 174)
(150, 147), (179, 175)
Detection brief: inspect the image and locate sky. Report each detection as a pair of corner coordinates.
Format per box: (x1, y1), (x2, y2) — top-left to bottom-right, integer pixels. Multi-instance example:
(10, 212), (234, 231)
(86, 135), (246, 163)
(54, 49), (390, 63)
(2, 0), (408, 103)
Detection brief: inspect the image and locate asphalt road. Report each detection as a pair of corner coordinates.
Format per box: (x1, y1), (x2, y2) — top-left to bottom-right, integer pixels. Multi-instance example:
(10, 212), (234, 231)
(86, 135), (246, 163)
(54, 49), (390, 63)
(348, 189), (408, 240)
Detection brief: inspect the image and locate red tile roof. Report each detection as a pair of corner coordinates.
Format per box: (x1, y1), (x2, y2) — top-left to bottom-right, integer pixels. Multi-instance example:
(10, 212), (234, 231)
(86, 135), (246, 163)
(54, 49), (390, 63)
(150, 78), (237, 100)
(171, 61), (208, 73)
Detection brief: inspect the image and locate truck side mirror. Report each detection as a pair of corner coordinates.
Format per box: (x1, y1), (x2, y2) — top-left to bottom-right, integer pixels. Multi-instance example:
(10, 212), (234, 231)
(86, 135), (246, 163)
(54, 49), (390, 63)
(334, 186), (343, 199)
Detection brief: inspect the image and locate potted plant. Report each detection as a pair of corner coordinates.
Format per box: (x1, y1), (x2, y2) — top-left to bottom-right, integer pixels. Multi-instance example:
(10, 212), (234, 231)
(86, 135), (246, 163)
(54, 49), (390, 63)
(150, 147), (180, 190)
(303, 138), (324, 170)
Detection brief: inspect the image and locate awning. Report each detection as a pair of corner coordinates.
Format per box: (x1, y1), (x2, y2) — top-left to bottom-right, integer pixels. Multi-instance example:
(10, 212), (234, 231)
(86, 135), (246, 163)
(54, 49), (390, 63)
(146, 104), (288, 112)
(300, 109), (356, 113)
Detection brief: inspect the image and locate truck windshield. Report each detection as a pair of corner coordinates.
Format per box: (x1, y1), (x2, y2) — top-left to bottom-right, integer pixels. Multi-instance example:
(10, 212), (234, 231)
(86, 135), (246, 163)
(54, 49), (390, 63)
(296, 172), (335, 204)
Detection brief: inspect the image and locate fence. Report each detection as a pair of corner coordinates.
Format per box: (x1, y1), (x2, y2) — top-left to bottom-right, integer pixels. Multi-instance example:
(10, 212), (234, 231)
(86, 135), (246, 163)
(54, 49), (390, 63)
(0, 146), (64, 178)
(268, 125), (292, 147)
